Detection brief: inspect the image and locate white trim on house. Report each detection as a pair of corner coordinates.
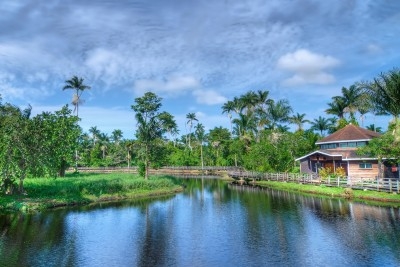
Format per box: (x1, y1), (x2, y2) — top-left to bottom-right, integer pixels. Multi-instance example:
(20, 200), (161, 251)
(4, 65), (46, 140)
(295, 150), (342, 161)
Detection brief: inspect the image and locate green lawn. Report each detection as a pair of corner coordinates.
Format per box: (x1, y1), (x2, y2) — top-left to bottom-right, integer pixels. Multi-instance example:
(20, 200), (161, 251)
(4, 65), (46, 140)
(256, 180), (400, 206)
(0, 173), (183, 213)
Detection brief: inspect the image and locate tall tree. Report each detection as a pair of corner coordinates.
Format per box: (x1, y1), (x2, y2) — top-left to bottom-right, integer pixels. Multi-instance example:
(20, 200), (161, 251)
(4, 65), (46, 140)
(195, 123), (206, 170)
(222, 100), (235, 133)
(159, 112), (179, 142)
(325, 97), (346, 119)
(131, 92), (173, 179)
(360, 69), (400, 141)
(186, 112), (198, 150)
(62, 76), (91, 118)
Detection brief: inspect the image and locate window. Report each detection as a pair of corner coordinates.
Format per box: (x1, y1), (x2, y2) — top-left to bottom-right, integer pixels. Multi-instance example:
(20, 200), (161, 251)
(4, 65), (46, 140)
(339, 142), (366, 148)
(356, 141), (366, 147)
(359, 163), (372, 169)
(320, 143), (337, 149)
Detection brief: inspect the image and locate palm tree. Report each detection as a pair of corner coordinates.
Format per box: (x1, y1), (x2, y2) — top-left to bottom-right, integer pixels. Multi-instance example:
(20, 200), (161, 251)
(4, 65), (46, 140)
(310, 116), (332, 136)
(266, 99), (293, 130)
(239, 91), (258, 116)
(159, 112), (179, 142)
(289, 113), (310, 131)
(255, 90), (272, 111)
(366, 124), (383, 133)
(98, 133), (109, 161)
(325, 97), (346, 119)
(111, 129), (123, 145)
(360, 69), (400, 140)
(340, 85), (363, 119)
(89, 126), (100, 146)
(195, 123), (206, 170)
(361, 69), (400, 118)
(125, 140), (135, 168)
(232, 113), (257, 138)
(222, 100), (235, 133)
(186, 112), (198, 150)
(62, 76), (91, 118)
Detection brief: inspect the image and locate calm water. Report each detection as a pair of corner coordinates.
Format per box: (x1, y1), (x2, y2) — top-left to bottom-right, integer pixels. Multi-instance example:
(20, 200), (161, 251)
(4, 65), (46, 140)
(1, 178), (400, 267)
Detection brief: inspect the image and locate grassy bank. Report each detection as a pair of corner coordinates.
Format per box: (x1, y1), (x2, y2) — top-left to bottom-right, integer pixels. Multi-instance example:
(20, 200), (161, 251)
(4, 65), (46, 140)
(256, 180), (400, 206)
(0, 173), (183, 213)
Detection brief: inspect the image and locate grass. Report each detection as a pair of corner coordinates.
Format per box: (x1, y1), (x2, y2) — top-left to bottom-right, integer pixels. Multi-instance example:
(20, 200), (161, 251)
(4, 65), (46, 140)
(256, 180), (400, 207)
(0, 173), (183, 213)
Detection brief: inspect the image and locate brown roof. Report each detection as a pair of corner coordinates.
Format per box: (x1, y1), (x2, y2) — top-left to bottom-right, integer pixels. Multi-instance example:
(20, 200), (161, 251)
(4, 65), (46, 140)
(316, 124), (381, 144)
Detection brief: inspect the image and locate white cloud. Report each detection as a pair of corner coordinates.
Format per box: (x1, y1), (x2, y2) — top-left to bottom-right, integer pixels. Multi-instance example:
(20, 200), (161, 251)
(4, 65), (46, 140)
(277, 49), (340, 86)
(192, 90), (227, 105)
(134, 75), (200, 96)
(365, 44), (382, 54)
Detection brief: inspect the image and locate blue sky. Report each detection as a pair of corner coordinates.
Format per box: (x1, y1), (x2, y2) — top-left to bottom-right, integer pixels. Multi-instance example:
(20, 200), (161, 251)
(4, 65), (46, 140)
(1, 1), (399, 139)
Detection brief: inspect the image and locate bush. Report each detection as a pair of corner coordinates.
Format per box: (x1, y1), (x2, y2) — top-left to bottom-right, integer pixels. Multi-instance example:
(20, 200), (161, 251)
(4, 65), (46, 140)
(344, 188), (354, 199)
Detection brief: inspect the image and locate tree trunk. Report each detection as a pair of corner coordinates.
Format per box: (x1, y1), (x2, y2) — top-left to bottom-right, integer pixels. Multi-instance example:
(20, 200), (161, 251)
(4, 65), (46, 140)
(59, 159), (67, 177)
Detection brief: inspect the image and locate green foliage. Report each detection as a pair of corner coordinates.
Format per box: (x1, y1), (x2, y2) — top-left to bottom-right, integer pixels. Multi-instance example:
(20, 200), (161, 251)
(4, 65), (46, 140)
(318, 166), (346, 179)
(0, 100), (80, 194)
(131, 92), (176, 178)
(0, 173), (181, 212)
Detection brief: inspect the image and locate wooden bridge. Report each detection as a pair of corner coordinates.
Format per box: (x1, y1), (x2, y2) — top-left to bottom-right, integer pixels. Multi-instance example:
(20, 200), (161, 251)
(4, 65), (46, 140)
(228, 170), (400, 194)
(73, 166), (240, 175)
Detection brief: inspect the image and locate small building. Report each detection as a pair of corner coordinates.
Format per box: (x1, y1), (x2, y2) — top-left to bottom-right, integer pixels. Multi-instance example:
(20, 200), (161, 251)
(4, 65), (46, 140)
(296, 124), (398, 180)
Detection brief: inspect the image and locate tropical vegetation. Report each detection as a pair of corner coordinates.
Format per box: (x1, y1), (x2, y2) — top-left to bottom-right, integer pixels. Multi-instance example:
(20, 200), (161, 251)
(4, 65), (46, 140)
(1, 68), (400, 198)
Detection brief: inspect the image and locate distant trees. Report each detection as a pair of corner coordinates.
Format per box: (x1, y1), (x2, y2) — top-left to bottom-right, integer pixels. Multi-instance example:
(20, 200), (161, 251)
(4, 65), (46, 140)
(222, 89), (293, 140)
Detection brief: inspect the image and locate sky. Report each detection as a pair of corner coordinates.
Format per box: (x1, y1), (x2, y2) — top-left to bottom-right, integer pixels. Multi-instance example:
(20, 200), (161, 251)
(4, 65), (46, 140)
(1, 0), (399, 139)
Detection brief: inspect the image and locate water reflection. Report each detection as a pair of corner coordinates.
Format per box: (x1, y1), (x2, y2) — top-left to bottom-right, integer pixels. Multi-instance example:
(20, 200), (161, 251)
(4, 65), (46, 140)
(1, 178), (399, 267)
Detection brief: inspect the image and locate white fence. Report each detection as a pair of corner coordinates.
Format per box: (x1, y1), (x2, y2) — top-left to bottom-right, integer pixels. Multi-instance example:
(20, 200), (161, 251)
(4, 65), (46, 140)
(228, 171), (400, 193)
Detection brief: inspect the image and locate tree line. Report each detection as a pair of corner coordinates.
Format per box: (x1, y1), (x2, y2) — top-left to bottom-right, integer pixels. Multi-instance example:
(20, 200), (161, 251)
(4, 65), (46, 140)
(1, 69), (399, 193)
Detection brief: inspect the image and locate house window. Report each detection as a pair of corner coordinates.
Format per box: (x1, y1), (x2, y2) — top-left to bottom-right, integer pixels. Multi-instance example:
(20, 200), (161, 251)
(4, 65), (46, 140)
(339, 142), (363, 148)
(356, 141), (366, 147)
(359, 163), (372, 169)
(320, 143), (337, 149)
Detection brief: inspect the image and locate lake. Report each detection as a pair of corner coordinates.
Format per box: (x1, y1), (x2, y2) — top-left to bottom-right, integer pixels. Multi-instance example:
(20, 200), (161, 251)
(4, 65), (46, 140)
(1, 178), (399, 267)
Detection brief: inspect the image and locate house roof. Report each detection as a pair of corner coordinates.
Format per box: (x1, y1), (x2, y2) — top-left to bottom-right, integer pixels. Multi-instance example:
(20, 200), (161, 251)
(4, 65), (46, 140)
(315, 124), (381, 144)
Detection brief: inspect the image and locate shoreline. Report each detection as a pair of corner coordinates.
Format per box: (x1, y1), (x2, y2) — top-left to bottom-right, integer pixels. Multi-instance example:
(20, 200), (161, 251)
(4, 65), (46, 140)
(0, 173), (184, 213)
(253, 180), (400, 207)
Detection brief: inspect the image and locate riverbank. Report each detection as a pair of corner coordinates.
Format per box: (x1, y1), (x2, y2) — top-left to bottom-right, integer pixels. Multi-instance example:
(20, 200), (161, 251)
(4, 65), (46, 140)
(0, 173), (183, 213)
(255, 180), (400, 207)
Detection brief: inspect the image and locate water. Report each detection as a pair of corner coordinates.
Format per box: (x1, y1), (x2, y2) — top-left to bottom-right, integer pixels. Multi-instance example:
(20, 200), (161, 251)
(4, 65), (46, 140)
(1, 178), (399, 267)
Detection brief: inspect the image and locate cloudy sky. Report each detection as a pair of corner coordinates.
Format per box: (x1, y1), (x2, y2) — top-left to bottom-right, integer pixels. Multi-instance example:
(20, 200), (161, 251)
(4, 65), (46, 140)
(1, 1), (399, 138)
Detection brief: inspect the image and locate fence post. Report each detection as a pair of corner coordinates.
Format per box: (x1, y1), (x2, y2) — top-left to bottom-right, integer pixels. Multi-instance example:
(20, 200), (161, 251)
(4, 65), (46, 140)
(376, 177), (379, 191)
(389, 179), (392, 193)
